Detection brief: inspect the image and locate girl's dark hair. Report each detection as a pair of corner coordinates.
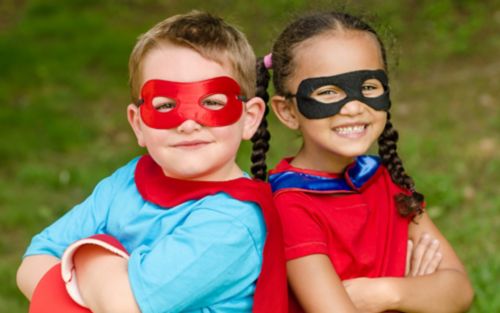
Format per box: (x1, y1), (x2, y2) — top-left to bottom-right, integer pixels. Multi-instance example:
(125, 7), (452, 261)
(250, 57), (271, 181)
(261, 11), (423, 217)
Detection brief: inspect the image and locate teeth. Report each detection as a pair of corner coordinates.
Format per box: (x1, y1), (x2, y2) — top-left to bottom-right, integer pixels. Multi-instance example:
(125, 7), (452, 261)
(335, 125), (365, 134)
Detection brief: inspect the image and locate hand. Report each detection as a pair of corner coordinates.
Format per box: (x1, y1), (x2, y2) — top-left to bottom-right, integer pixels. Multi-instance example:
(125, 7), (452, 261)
(405, 233), (442, 277)
(342, 277), (393, 313)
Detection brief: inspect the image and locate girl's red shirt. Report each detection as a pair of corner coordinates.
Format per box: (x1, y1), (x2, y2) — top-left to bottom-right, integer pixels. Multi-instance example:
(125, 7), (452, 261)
(269, 157), (410, 313)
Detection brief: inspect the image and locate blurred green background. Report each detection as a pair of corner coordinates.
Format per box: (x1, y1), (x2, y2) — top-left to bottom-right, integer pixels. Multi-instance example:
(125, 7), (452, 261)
(1, 0), (498, 312)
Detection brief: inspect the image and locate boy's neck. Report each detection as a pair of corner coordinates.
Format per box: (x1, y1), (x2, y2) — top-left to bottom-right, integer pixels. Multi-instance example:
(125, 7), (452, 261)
(161, 162), (245, 182)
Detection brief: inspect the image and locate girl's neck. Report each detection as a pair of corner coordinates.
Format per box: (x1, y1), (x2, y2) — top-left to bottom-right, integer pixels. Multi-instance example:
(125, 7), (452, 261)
(290, 147), (355, 174)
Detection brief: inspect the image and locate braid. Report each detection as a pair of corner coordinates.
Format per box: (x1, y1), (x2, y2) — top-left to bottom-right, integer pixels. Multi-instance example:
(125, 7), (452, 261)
(378, 112), (424, 217)
(250, 57), (271, 181)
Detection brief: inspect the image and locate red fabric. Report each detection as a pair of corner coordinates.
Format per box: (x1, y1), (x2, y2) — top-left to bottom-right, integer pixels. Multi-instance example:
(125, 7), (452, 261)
(272, 159), (409, 313)
(30, 234), (130, 312)
(67, 234), (128, 256)
(140, 77), (243, 128)
(135, 155), (288, 313)
(29, 264), (91, 313)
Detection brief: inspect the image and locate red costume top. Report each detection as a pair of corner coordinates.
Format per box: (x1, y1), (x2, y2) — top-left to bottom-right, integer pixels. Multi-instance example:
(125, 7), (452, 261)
(268, 156), (410, 313)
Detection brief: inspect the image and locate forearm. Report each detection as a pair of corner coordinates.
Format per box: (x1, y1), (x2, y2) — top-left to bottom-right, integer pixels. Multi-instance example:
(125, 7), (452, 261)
(74, 246), (140, 313)
(386, 269), (474, 313)
(288, 255), (359, 313)
(16, 254), (60, 300)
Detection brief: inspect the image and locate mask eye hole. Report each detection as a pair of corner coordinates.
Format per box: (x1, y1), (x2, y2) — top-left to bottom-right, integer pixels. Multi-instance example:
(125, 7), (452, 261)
(152, 96), (176, 112)
(362, 78), (385, 98)
(310, 85), (346, 103)
(201, 93), (228, 111)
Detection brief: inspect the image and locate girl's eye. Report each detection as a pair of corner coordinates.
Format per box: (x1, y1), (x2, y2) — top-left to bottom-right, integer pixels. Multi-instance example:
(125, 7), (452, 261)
(317, 89), (337, 96)
(201, 94), (228, 110)
(152, 96), (176, 112)
(361, 79), (385, 98)
(310, 85), (346, 103)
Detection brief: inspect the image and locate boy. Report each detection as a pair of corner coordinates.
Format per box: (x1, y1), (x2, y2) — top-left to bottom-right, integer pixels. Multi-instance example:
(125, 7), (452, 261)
(17, 11), (286, 313)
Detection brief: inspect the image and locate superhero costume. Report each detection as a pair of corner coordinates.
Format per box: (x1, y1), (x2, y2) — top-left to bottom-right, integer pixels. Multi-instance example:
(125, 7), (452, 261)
(269, 156), (410, 313)
(27, 155), (287, 313)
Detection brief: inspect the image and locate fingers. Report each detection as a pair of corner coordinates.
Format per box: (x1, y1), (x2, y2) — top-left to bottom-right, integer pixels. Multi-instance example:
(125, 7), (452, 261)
(418, 236), (441, 276)
(424, 250), (442, 275)
(410, 233), (430, 276)
(405, 239), (414, 276)
(410, 233), (442, 276)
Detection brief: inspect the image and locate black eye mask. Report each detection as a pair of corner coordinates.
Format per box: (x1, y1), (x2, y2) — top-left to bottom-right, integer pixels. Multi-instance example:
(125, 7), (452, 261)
(292, 69), (391, 119)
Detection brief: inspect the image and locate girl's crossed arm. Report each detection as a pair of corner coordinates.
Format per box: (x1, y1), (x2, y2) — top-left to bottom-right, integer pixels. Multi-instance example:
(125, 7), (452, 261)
(342, 212), (474, 313)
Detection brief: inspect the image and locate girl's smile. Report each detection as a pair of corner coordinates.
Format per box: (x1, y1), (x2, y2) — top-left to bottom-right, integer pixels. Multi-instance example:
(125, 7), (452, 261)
(332, 123), (368, 138)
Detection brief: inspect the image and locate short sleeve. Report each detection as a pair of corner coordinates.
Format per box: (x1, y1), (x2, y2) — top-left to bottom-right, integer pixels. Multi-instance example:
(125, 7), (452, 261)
(23, 159), (137, 258)
(274, 192), (328, 260)
(127, 201), (265, 313)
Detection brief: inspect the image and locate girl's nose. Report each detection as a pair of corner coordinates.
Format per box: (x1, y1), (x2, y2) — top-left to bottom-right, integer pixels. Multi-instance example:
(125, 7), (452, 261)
(176, 119), (202, 133)
(339, 100), (365, 116)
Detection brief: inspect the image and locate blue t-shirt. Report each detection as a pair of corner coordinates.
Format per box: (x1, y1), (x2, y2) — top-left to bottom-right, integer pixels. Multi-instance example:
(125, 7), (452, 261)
(25, 157), (267, 313)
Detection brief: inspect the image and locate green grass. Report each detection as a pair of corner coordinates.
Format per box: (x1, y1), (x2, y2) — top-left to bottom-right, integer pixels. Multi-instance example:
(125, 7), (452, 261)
(1, 0), (499, 312)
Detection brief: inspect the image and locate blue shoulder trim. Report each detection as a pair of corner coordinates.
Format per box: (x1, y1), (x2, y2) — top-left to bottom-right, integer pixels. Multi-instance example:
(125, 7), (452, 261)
(269, 155), (381, 193)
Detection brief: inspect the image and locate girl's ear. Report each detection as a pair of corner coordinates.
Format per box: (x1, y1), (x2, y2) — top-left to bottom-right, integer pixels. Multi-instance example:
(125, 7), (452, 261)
(271, 95), (300, 130)
(241, 96), (266, 140)
(127, 104), (146, 147)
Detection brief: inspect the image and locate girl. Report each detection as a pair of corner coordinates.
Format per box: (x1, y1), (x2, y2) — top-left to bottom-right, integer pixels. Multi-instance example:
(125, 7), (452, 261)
(255, 11), (473, 313)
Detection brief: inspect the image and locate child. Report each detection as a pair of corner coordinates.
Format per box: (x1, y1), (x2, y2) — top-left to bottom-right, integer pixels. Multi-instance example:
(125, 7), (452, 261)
(256, 11), (474, 313)
(16, 11), (287, 313)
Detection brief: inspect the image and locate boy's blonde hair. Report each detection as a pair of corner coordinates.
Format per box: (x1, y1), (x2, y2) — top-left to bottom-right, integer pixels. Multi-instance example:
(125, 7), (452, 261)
(128, 11), (256, 103)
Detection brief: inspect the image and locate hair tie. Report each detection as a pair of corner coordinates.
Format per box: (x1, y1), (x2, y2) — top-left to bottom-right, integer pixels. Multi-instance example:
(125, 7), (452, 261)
(263, 53), (272, 69)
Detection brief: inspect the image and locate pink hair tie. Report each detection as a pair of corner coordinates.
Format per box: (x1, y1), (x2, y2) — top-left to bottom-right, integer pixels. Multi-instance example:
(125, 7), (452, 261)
(263, 53), (272, 69)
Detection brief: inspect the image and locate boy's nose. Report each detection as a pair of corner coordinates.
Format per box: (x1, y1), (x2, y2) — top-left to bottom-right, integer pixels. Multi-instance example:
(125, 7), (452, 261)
(176, 119), (202, 133)
(339, 100), (365, 116)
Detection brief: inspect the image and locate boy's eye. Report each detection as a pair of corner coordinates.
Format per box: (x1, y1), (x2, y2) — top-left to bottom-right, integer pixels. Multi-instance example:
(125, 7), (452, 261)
(152, 96), (176, 112)
(201, 94), (228, 110)
(310, 85), (346, 103)
(361, 79), (385, 98)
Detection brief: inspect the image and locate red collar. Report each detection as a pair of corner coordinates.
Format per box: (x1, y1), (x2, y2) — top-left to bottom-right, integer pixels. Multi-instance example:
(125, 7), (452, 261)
(134, 155), (288, 312)
(134, 154), (268, 208)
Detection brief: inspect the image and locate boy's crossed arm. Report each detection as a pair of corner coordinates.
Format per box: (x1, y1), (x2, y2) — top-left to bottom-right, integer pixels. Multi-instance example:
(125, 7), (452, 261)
(73, 244), (140, 313)
(17, 254), (60, 300)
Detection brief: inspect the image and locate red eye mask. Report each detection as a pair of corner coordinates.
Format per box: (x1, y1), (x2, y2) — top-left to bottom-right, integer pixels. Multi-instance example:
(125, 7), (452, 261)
(138, 76), (245, 129)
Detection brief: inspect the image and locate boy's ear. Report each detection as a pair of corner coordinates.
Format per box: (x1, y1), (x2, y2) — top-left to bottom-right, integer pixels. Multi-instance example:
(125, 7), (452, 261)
(271, 95), (299, 130)
(127, 104), (146, 147)
(242, 96), (266, 140)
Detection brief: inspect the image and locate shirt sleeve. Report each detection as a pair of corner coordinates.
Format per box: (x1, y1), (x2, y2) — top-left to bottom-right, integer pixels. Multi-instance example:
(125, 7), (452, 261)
(23, 160), (135, 258)
(127, 202), (265, 313)
(274, 192), (328, 260)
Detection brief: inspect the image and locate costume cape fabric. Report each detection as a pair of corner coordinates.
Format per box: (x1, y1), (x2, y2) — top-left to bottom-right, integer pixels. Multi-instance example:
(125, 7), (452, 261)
(30, 155), (287, 313)
(268, 155), (381, 194)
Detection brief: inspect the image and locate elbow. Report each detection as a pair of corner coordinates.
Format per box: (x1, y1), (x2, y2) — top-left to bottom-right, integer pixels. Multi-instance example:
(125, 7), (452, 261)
(460, 279), (475, 312)
(16, 261), (32, 300)
(449, 270), (474, 313)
